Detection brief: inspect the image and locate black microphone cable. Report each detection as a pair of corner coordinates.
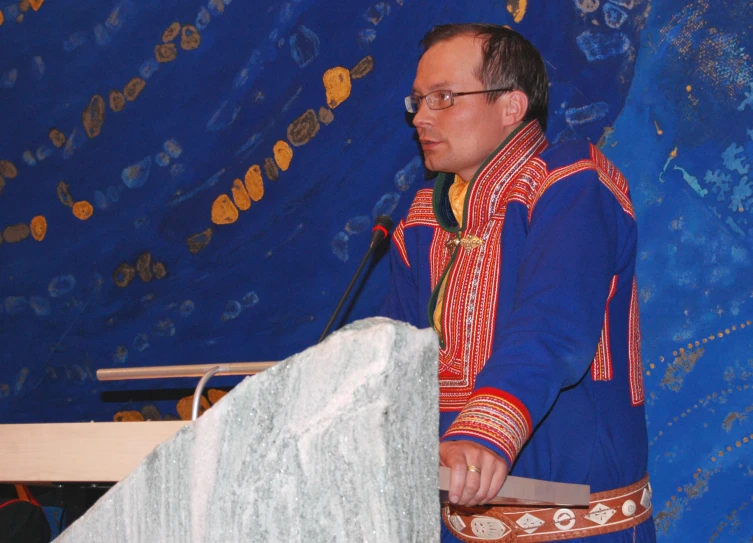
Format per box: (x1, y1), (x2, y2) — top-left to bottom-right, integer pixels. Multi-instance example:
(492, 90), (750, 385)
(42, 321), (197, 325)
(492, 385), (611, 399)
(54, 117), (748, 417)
(318, 215), (394, 343)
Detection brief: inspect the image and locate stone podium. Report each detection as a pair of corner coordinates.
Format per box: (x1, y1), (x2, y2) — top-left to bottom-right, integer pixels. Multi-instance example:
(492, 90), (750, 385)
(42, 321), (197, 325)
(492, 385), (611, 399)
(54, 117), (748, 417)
(54, 318), (440, 542)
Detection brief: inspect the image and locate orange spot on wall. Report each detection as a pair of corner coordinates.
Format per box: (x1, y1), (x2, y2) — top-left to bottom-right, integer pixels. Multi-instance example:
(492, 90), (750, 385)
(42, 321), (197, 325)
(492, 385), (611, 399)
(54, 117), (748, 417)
(109, 90), (126, 112)
(273, 140), (293, 171)
(72, 201), (94, 220)
(162, 21), (180, 42)
(29, 0), (43, 10)
(30, 215), (47, 241)
(208, 389), (227, 404)
(152, 261), (167, 279)
(351, 56), (374, 79)
(124, 77), (146, 101)
(231, 179), (251, 211)
(0, 9), (4, 26)
(287, 109), (320, 146)
(3, 223), (30, 243)
(112, 262), (136, 287)
(244, 165), (264, 201)
(136, 252), (152, 282)
(263, 157), (279, 181)
(0, 160), (17, 179)
(322, 67), (352, 109)
(187, 228), (213, 254)
(180, 25), (201, 50)
(318, 106), (334, 125)
(177, 395), (209, 420)
(49, 128), (66, 148)
(211, 193), (239, 224)
(82, 95), (106, 138)
(114, 410), (144, 422)
(57, 180), (74, 207)
(506, 0), (527, 23)
(155, 43), (178, 63)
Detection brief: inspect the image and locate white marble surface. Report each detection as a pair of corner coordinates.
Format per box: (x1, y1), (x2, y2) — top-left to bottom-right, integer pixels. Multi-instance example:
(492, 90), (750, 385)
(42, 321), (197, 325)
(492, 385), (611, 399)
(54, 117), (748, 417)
(55, 318), (440, 542)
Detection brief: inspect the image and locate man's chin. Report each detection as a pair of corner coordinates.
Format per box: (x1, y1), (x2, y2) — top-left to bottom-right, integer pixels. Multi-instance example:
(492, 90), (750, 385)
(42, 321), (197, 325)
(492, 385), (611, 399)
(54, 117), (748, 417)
(423, 157), (443, 173)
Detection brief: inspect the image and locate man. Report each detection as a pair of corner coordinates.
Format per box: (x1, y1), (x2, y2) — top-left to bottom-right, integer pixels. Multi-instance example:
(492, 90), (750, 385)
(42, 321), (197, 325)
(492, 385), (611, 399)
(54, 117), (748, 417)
(383, 24), (656, 542)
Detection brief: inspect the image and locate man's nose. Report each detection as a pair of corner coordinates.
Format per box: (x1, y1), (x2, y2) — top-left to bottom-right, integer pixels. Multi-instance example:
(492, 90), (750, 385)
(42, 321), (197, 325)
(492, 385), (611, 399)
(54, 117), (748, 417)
(412, 101), (434, 128)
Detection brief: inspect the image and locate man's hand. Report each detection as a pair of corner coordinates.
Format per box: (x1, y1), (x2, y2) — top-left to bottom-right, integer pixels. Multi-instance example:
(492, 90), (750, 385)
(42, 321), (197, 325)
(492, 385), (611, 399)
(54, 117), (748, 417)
(440, 440), (509, 506)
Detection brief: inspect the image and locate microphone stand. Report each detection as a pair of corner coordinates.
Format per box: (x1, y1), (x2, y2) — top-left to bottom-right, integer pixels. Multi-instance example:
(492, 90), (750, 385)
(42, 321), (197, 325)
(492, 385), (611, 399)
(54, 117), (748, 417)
(318, 216), (393, 343)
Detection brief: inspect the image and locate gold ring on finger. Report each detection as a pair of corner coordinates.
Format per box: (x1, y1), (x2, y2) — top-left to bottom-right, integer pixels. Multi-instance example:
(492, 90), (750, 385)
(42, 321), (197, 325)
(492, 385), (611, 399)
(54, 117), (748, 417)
(467, 465), (481, 475)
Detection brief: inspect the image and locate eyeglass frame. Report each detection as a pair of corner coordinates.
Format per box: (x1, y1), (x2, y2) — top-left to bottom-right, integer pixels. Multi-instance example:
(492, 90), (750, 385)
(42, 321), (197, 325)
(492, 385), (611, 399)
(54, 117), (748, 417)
(404, 88), (514, 113)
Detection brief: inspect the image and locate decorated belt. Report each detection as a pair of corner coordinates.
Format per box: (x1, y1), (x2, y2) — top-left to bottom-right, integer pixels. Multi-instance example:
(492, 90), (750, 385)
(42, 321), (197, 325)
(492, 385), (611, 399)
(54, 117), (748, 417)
(442, 473), (652, 542)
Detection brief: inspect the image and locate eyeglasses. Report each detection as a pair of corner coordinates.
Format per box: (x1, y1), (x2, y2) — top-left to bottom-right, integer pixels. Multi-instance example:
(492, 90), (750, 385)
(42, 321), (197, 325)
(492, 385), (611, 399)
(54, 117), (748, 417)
(404, 88), (513, 113)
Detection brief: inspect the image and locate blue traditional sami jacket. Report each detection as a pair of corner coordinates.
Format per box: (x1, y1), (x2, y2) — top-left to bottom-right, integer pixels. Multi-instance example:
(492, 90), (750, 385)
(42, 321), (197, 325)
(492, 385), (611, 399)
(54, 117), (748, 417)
(383, 121), (655, 541)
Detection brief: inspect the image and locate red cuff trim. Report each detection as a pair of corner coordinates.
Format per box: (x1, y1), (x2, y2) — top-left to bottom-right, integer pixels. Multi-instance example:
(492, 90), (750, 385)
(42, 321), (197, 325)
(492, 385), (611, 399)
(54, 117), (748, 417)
(442, 387), (532, 465)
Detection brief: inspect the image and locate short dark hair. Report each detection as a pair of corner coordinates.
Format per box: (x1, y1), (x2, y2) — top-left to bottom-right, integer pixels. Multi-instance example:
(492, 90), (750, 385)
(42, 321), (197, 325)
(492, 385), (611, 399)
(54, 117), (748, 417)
(421, 24), (549, 131)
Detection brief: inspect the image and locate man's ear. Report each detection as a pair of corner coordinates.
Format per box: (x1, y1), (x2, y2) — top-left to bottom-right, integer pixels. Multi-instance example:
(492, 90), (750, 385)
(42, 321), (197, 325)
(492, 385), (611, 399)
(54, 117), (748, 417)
(500, 90), (529, 126)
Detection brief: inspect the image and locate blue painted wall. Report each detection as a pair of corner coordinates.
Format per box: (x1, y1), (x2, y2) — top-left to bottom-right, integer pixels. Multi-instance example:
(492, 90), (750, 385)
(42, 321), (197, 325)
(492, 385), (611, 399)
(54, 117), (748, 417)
(1, 0), (752, 539)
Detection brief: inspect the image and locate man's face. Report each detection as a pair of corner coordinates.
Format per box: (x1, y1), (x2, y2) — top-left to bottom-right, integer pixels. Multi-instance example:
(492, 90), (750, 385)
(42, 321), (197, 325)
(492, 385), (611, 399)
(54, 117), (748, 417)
(412, 35), (511, 182)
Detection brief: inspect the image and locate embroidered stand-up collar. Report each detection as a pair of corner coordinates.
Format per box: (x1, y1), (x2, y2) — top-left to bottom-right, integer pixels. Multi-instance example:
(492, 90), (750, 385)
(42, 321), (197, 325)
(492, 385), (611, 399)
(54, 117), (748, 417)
(432, 120), (548, 232)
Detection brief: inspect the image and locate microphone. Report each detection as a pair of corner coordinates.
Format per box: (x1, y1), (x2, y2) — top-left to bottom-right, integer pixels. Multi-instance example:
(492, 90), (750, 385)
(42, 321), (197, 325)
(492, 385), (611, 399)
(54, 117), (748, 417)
(318, 215), (394, 343)
(370, 214), (393, 249)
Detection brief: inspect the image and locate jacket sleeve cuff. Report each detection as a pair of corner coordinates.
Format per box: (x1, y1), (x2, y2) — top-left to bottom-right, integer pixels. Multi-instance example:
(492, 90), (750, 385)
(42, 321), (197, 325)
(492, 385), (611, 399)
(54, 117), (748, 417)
(441, 387), (532, 466)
